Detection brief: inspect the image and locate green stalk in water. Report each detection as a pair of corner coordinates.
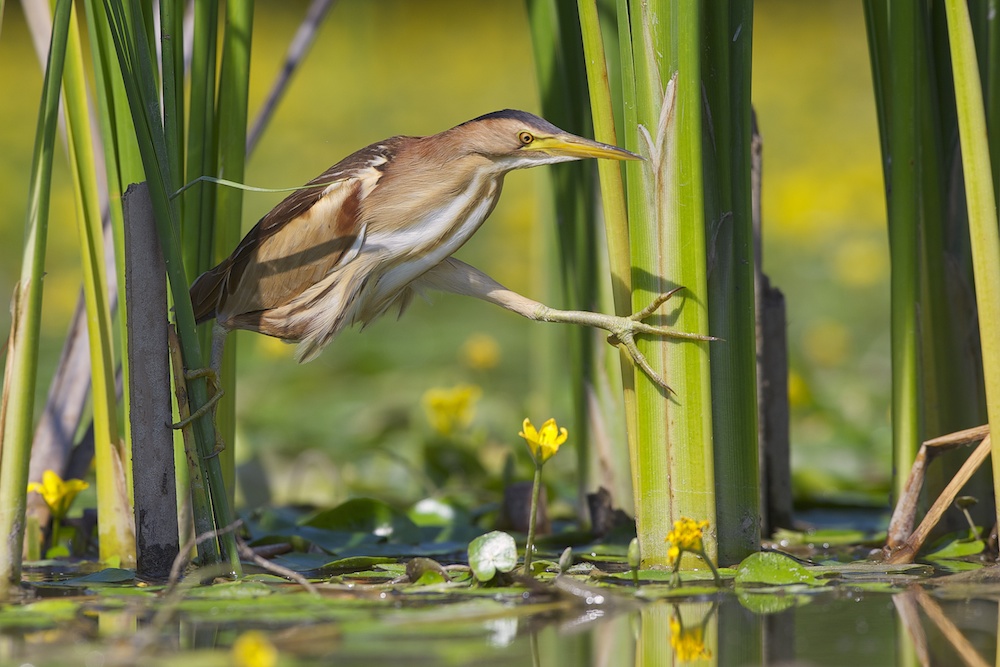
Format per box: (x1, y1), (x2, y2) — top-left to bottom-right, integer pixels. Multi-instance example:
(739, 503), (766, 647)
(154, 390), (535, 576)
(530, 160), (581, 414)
(0, 0), (73, 596)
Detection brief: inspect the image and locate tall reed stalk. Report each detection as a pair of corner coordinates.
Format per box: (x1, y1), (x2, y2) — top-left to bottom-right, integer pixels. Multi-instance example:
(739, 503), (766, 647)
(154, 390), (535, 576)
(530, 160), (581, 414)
(212, 0), (255, 495)
(0, 0), (73, 596)
(942, 0), (1000, 532)
(865, 0), (992, 520)
(887, 1), (922, 504)
(576, 0), (639, 512)
(621, 0), (717, 567)
(560, 0), (759, 565)
(101, 0), (242, 573)
(60, 0), (135, 565)
(526, 0), (644, 521)
(701, 0), (759, 564)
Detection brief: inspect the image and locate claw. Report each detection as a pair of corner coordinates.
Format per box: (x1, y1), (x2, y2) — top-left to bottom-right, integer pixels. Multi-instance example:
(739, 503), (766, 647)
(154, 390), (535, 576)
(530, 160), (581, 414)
(631, 286), (686, 322)
(607, 288), (718, 392)
(614, 331), (676, 395)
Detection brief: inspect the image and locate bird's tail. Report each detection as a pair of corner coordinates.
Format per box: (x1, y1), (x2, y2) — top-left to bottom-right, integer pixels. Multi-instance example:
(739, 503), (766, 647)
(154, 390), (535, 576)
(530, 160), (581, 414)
(189, 266), (227, 324)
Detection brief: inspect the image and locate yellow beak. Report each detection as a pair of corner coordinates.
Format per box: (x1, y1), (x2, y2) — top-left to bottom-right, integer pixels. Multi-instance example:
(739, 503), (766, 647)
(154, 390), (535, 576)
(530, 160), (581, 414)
(527, 134), (642, 161)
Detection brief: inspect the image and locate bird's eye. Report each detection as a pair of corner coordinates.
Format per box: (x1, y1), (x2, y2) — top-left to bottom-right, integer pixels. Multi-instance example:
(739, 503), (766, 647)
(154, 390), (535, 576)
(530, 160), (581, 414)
(518, 131), (534, 145)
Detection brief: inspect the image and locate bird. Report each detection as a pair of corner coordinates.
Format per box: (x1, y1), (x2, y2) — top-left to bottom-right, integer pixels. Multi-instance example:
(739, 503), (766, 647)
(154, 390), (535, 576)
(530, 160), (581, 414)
(188, 109), (711, 393)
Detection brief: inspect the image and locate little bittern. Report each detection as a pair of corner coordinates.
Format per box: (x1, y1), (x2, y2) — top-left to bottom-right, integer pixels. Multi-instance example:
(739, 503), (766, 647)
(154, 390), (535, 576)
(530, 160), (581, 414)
(190, 110), (710, 387)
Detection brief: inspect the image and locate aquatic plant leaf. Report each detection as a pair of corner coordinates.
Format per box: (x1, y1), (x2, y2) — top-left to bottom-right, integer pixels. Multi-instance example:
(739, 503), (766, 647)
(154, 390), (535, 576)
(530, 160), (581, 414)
(468, 531), (517, 582)
(738, 591), (813, 614)
(185, 581), (275, 599)
(924, 537), (985, 560)
(334, 539), (471, 559)
(930, 559), (983, 574)
(271, 552), (346, 573)
(772, 527), (883, 547)
(322, 556), (397, 573)
(408, 497), (467, 527)
(0, 599), (81, 629)
(54, 568), (135, 586)
(303, 498), (419, 540)
(808, 562), (932, 577)
(406, 557), (451, 585)
(735, 552), (821, 586)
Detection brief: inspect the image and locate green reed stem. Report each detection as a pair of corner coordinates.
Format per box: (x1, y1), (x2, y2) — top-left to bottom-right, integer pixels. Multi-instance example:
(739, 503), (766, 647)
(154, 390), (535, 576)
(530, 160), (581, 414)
(61, 0), (135, 565)
(943, 0), (1000, 534)
(624, 0), (715, 567)
(212, 0), (255, 496)
(703, 0), (759, 564)
(577, 0), (638, 503)
(103, 0), (240, 574)
(0, 0), (72, 597)
(887, 1), (922, 504)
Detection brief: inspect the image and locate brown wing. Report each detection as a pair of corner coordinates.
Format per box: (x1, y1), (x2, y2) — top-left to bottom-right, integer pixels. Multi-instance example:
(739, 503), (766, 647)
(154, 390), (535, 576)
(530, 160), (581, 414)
(190, 138), (407, 328)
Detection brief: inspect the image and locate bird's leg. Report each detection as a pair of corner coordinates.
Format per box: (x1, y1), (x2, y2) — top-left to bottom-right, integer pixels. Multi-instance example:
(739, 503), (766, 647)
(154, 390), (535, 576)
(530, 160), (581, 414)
(416, 258), (716, 393)
(171, 322), (228, 456)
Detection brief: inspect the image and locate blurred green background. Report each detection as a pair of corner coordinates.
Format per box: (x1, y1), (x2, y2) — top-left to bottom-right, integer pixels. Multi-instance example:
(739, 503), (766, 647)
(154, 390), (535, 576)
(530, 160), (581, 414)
(0, 1), (889, 511)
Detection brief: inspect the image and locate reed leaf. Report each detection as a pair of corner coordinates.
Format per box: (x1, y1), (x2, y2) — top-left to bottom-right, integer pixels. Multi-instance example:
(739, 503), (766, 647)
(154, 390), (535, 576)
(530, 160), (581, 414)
(577, 0), (637, 510)
(525, 0), (607, 516)
(703, 0), (759, 564)
(102, 0), (240, 573)
(886, 0), (922, 505)
(624, 0), (716, 566)
(942, 0), (1000, 532)
(213, 0), (255, 494)
(0, 0), (72, 595)
(182, 0), (219, 283)
(60, 0), (135, 565)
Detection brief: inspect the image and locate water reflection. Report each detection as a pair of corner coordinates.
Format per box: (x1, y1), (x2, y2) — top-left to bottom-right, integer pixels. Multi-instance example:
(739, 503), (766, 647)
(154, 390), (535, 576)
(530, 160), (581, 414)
(530, 588), (998, 667)
(2, 584), (999, 665)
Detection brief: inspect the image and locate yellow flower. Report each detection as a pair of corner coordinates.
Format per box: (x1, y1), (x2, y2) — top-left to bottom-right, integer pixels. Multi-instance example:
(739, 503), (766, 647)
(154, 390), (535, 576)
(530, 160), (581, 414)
(422, 384), (481, 436)
(461, 333), (501, 370)
(232, 630), (277, 667)
(669, 615), (712, 662)
(26, 470), (88, 520)
(518, 418), (568, 465)
(665, 517), (710, 566)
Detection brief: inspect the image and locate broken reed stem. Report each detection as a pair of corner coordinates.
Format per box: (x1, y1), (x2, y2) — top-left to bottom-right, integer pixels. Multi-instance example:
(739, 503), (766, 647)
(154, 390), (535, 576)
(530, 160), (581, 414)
(886, 424), (990, 548)
(886, 434), (992, 564)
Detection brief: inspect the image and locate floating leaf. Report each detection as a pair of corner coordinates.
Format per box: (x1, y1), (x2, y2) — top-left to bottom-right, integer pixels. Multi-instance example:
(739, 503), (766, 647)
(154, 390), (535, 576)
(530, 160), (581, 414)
(738, 591), (813, 614)
(735, 552), (821, 586)
(322, 556), (397, 573)
(468, 531), (517, 582)
(0, 599), (81, 629)
(924, 537), (985, 560)
(302, 498), (419, 540)
(406, 557), (451, 585)
(53, 568), (135, 587)
(772, 527), (883, 547)
(409, 497), (464, 527)
(185, 581), (274, 599)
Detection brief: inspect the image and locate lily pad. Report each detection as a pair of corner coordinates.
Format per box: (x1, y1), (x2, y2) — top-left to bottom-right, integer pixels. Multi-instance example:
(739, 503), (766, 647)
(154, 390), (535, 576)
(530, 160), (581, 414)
(303, 498), (419, 540)
(323, 556), (397, 573)
(735, 552), (821, 586)
(468, 531), (518, 582)
(49, 568), (135, 587)
(924, 538), (985, 560)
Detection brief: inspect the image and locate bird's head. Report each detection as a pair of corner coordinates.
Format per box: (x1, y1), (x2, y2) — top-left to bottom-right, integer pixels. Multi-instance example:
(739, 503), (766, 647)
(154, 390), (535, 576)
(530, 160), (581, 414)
(451, 109), (641, 170)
